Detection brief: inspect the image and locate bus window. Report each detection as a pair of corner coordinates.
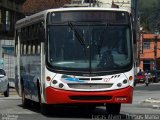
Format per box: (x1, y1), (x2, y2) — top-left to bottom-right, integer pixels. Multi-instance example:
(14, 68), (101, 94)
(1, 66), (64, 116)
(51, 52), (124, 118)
(37, 44), (41, 54)
(23, 44), (26, 55)
(32, 44), (35, 54)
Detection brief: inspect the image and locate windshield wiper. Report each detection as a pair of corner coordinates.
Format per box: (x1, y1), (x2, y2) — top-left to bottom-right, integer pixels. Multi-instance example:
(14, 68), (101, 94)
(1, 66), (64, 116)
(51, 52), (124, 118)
(68, 22), (87, 48)
(68, 22), (88, 58)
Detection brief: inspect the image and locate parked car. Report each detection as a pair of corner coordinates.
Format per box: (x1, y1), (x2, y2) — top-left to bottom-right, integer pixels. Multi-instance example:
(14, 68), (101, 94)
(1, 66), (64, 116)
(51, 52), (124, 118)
(134, 70), (154, 86)
(0, 69), (9, 97)
(135, 73), (146, 84)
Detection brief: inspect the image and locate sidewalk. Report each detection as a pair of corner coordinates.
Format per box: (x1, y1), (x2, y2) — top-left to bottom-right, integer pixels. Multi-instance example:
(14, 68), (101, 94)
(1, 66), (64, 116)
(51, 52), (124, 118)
(9, 78), (15, 88)
(9, 87), (18, 96)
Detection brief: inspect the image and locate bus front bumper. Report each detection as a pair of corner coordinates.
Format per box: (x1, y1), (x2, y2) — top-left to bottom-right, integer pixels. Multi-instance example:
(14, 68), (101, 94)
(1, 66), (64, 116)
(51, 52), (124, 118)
(45, 86), (133, 104)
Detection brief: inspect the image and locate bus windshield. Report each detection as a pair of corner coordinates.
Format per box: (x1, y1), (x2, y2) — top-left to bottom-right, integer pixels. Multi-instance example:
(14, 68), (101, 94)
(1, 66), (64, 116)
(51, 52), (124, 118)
(47, 11), (132, 73)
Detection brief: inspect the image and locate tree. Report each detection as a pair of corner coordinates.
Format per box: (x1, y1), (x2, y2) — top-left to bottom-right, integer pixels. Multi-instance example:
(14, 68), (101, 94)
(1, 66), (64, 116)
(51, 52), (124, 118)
(138, 0), (160, 32)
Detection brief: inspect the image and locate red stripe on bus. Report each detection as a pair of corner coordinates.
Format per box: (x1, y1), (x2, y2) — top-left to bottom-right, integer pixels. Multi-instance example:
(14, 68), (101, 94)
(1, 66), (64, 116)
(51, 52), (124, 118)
(45, 86), (133, 104)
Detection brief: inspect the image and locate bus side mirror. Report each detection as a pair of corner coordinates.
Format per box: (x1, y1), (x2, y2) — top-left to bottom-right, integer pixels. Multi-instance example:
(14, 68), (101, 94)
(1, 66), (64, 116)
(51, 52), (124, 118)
(133, 30), (136, 44)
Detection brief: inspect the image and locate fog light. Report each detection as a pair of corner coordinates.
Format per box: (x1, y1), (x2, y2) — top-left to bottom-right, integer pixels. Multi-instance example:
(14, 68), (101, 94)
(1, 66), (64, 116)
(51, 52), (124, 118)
(117, 83), (122, 87)
(52, 80), (57, 84)
(123, 79), (128, 84)
(59, 83), (64, 88)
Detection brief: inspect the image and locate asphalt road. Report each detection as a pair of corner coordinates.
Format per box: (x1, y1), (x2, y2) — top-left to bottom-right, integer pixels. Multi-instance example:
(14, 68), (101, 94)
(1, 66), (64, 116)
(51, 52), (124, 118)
(0, 83), (160, 120)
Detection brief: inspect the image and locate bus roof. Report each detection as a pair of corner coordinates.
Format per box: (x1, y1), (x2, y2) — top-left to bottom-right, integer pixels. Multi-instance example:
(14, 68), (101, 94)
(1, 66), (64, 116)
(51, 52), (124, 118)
(16, 7), (130, 29)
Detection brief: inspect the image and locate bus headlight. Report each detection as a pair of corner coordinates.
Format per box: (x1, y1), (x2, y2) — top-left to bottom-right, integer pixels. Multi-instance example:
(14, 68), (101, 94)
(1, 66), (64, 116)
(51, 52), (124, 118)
(52, 80), (58, 84)
(59, 83), (64, 88)
(51, 79), (65, 89)
(117, 83), (122, 87)
(123, 79), (128, 84)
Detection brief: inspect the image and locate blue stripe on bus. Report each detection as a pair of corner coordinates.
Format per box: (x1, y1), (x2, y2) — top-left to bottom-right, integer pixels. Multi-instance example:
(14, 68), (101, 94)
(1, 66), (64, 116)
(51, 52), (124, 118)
(64, 78), (84, 82)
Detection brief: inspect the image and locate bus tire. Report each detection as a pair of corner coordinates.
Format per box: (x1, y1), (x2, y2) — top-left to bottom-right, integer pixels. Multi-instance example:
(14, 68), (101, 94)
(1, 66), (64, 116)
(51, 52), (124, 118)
(106, 103), (121, 115)
(37, 81), (41, 104)
(77, 105), (96, 112)
(4, 84), (9, 97)
(40, 103), (49, 115)
(22, 87), (31, 108)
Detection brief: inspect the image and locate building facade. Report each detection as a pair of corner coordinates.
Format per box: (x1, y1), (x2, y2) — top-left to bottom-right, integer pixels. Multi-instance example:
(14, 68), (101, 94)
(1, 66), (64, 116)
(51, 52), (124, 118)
(0, 0), (25, 84)
(139, 34), (160, 72)
(22, 0), (71, 15)
(0, 0), (25, 39)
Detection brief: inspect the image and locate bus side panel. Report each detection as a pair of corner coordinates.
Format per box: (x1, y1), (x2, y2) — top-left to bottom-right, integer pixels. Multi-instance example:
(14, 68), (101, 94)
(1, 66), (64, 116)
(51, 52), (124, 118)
(20, 53), (41, 102)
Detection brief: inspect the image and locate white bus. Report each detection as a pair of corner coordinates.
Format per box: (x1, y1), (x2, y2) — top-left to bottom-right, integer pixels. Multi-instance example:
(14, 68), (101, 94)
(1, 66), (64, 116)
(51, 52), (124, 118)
(15, 7), (135, 115)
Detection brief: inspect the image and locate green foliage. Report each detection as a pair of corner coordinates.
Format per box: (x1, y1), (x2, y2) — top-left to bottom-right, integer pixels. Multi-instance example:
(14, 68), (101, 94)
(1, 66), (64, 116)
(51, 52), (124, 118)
(138, 0), (160, 32)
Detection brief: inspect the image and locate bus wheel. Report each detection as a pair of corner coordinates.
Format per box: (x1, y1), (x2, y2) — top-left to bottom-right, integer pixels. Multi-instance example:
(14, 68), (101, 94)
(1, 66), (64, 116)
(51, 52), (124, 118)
(77, 105), (96, 112)
(87, 105), (96, 110)
(37, 81), (41, 104)
(106, 103), (121, 115)
(4, 84), (9, 97)
(40, 103), (49, 115)
(22, 88), (31, 107)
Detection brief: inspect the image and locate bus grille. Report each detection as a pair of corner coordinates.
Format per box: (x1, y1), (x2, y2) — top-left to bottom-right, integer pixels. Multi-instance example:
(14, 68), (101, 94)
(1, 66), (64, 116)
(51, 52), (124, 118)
(69, 95), (112, 100)
(67, 83), (113, 89)
(78, 78), (102, 81)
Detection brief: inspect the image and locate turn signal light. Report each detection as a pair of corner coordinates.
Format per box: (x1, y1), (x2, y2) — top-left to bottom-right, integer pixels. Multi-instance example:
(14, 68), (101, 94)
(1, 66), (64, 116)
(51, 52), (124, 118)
(129, 76), (133, 81)
(46, 76), (51, 81)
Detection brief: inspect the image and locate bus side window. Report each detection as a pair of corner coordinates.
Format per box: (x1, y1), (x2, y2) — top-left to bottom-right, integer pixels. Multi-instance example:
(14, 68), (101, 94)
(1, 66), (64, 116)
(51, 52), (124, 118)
(28, 43), (31, 55)
(15, 43), (18, 56)
(23, 43), (26, 55)
(35, 39), (40, 55)
(32, 44), (35, 54)
(20, 43), (23, 55)
(26, 42), (29, 55)
(39, 22), (45, 42)
(15, 30), (18, 56)
(37, 44), (41, 54)
(21, 28), (25, 41)
(35, 40), (37, 54)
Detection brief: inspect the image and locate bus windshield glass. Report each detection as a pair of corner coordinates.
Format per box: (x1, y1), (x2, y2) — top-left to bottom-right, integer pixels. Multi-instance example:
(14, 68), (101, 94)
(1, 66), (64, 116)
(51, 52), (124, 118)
(47, 11), (132, 73)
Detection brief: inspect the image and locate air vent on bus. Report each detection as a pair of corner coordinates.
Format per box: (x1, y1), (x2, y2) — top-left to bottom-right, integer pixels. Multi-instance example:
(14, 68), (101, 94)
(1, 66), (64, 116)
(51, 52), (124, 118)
(67, 83), (113, 89)
(91, 78), (102, 80)
(78, 78), (102, 81)
(78, 78), (90, 81)
(69, 95), (112, 100)
(111, 75), (120, 78)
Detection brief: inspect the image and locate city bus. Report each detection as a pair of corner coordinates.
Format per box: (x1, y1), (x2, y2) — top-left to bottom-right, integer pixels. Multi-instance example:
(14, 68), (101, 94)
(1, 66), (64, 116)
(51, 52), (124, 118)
(15, 7), (135, 115)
